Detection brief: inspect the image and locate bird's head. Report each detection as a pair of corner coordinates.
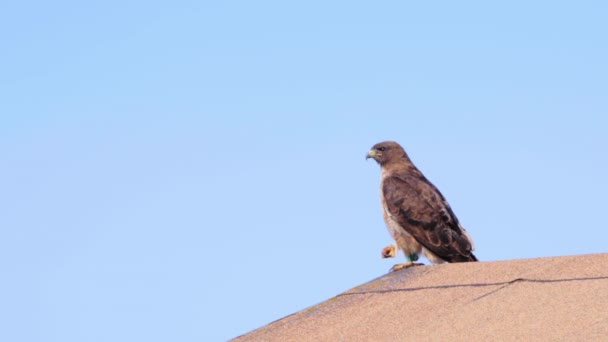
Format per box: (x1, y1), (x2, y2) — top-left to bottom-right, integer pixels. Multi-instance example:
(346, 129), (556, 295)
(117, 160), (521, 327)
(366, 141), (408, 166)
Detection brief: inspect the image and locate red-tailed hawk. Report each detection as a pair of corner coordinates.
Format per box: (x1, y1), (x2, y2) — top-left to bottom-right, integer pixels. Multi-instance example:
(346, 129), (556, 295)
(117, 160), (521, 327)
(367, 141), (477, 271)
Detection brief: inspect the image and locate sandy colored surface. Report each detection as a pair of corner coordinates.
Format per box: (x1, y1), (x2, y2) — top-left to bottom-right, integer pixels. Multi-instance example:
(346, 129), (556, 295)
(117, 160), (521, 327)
(232, 253), (608, 341)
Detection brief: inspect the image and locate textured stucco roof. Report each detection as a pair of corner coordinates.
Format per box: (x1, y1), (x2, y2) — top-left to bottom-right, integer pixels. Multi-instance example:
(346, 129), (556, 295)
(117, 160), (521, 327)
(232, 253), (608, 341)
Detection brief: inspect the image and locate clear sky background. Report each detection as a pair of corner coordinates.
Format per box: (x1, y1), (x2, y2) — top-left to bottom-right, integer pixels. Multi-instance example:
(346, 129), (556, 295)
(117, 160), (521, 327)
(2, 1), (607, 341)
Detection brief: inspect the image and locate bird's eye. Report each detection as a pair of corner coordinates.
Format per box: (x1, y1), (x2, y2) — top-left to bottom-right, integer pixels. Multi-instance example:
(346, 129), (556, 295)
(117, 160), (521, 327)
(378, 147), (386, 151)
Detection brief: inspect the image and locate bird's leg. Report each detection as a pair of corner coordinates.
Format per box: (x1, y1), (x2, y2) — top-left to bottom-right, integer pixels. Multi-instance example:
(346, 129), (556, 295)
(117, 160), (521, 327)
(390, 261), (424, 272)
(381, 244), (397, 258)
(389, 253), (424, 272)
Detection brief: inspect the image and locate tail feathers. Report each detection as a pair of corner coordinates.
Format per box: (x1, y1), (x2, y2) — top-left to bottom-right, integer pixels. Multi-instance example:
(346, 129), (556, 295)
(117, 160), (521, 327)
(450, 252), (478, 263)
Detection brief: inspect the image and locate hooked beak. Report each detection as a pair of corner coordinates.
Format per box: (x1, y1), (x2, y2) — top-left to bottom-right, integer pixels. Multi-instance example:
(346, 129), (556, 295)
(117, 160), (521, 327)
(366, 149), (380, 160)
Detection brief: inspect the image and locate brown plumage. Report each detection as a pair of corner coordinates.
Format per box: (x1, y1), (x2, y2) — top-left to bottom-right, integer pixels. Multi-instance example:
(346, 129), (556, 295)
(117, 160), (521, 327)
(367, 141), (477, 269)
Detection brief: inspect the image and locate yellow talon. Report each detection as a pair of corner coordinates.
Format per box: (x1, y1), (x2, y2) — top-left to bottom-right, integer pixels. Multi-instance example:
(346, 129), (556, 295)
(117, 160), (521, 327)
(381, 245), (397, 258)
(390, 261), (424, 272)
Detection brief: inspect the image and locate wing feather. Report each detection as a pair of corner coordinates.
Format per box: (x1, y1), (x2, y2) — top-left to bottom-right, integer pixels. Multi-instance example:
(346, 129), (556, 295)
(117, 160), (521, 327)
(382, 172), (477, 262)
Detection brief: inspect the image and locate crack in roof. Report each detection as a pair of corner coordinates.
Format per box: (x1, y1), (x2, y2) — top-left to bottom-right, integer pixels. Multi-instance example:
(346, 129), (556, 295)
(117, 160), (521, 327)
(338, 275), (608, 297)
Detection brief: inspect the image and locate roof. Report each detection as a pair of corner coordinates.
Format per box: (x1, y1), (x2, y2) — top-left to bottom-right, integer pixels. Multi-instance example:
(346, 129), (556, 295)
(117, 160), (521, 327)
(232, 253), (608, 341)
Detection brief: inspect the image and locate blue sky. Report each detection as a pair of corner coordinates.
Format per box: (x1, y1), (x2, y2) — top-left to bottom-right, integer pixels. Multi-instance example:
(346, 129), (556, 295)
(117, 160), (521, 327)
(2, 1), (607, 341)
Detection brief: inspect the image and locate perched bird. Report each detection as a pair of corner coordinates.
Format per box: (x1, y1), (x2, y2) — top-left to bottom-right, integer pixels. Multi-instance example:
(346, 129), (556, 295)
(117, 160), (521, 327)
(366, 141), (477, 271)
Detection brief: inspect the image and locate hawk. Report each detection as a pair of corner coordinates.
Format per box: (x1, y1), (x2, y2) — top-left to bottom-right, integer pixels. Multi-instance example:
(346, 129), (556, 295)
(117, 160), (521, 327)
(366, 141), (477, 271)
